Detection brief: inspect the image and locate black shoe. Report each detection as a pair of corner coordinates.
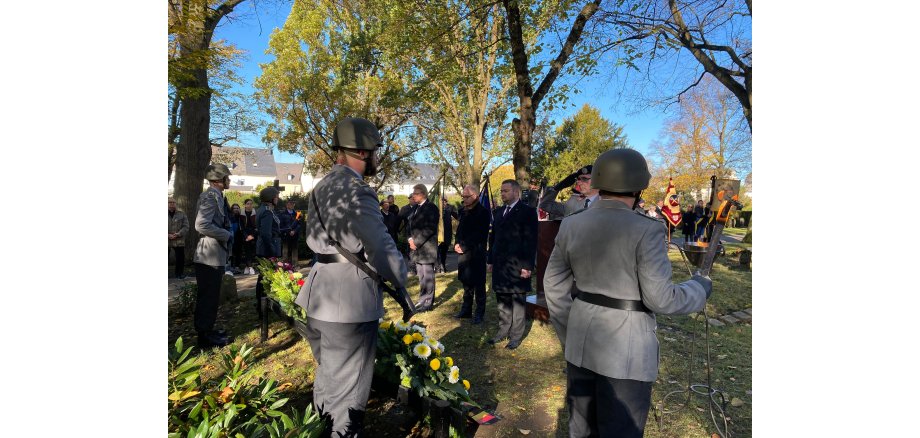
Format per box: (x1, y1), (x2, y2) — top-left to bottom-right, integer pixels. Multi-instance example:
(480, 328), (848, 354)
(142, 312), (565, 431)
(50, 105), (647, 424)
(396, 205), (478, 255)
(416, 306), (432, 313)
(488, 336), (507, 346)
(198, 332), (230, 348)
(472, 316), (484, 325)
(453, 311), (472, 319)
(505, 340), (522, 350)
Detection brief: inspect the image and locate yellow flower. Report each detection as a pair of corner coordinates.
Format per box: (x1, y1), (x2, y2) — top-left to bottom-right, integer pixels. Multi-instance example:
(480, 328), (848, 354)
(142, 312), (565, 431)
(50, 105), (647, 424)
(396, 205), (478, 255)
(412, 332), (424, 342)
(462, 379), (470, 390)
(413, 343), (432, 359)
(380, 321), (393, 330)
(430, 358), (441, 370)
(449, 366), (460, 384)
(402, 334), (413, 345)
(445, 357), (454, 367)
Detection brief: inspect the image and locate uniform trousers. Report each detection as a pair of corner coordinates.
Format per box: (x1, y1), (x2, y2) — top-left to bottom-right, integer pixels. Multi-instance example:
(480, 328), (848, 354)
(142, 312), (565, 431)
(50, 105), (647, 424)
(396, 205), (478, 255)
(303, 317), (377, 437)
(566, 362), (653, 438)
(415, 263), (436, 308)
(170, 246), (185, 278)
(495, 293), (526, 341)
(193, 263), (223, 335)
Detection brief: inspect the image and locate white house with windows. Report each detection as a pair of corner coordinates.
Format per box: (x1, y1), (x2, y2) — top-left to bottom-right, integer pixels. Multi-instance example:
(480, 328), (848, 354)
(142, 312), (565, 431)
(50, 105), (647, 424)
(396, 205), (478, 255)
(168, 145), (456, 198)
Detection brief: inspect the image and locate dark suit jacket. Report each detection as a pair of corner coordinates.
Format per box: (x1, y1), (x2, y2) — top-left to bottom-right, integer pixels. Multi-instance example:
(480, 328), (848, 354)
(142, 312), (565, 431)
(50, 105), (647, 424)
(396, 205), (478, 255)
(455, 203), (490, 286)
(381, 209), (400, 242)
(488, 201), (538, 294)
(410, 200), (440, 264)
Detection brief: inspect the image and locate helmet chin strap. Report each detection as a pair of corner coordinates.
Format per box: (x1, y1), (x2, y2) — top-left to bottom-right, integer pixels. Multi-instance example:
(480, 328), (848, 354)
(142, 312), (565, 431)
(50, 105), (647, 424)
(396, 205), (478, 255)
(632, 191), (643, 210)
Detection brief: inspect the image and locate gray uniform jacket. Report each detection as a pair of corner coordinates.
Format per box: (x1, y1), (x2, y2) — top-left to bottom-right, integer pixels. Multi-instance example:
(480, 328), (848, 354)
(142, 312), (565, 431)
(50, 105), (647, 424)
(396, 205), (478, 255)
(295, 165), (408, 324)
(539, 186), (587, 219)
(543, 198), (707, 382)
(193, 187), (232, 268)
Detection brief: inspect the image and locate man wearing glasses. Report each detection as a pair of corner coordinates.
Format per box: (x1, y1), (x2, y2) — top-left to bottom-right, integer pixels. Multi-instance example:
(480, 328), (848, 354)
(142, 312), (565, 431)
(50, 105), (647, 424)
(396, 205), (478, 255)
(539, 165), (599, 218)
(407, 184), (440, 311)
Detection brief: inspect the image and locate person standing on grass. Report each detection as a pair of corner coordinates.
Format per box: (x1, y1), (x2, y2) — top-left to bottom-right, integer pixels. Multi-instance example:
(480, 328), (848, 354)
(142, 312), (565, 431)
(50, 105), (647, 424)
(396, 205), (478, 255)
(453, 184), (490, 325)
(254, 187), (281, 317)
(544, 148), (712, 437)
(407, 184), (440, 311)
(168, 197), (189, 279)
(294, 117), (407, 436)
(240, 199), (258, 275)
(192, 164), (234, 349)
(487, 179), (537, 350)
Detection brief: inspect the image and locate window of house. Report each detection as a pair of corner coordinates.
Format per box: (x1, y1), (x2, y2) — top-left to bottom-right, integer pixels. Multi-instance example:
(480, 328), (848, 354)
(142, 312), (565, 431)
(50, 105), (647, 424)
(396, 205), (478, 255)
(288, 174), (294, 181)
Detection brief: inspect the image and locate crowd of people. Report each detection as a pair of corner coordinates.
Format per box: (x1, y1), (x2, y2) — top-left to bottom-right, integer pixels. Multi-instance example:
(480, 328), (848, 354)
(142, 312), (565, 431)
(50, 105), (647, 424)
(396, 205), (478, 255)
(169, 117), (715, 437)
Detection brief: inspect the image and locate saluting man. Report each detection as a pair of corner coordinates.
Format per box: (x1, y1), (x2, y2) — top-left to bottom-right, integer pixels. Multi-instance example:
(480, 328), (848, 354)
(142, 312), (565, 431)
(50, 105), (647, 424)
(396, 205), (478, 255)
(539, 165), (598, 219)
(543, 149), (712, 437)
(294, 117), (408, 436)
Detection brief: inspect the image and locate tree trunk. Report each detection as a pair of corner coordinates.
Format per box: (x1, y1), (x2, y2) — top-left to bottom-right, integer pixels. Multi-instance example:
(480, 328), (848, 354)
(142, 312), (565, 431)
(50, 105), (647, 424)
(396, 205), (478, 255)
(503, 0), (601, 187)
(175, 66), (212, 259)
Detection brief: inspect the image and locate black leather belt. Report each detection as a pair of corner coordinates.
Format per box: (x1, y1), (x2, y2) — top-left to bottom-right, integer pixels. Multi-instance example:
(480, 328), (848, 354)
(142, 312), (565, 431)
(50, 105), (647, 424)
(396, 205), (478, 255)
(575, 290), (651, 313)
(314, 252), (367, 264)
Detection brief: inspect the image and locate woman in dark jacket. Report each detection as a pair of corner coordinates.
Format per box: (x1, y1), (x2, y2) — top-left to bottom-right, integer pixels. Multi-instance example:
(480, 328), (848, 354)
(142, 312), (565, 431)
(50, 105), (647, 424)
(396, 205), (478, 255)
(230, 203), (243, 271)
(240, 199), (258, 274)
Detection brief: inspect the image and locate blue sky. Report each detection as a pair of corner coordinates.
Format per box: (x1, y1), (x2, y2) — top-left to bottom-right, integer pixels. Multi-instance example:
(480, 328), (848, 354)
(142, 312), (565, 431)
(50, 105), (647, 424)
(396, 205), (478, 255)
(214, 3), (670, 165)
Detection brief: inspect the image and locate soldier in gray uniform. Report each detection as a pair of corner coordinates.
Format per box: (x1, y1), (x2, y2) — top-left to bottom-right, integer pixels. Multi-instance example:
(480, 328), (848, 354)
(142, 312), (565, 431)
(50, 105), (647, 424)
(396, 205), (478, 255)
(192, 164), (234, 348)
(539, 165), (598, 219)
(543, 149), (712, 437)
(294, 117), (408, 437)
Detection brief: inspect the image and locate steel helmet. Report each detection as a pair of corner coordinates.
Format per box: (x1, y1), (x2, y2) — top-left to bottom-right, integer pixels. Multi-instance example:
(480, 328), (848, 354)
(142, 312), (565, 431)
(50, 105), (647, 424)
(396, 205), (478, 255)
(591, 148), (651, 193)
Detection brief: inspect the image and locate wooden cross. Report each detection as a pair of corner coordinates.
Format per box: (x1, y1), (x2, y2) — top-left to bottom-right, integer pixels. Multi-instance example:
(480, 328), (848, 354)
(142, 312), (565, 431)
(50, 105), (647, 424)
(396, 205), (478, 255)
(272, 179), (285, 192)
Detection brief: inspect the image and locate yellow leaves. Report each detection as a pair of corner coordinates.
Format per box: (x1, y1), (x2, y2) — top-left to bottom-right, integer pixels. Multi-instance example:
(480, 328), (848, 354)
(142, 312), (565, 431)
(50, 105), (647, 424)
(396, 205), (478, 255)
(168, 389), (201, 402)
(430, 358), (441, 371)
(380, 320), (393, 330)
(551, 385), (562, 392)
(278, 382), (294, 392)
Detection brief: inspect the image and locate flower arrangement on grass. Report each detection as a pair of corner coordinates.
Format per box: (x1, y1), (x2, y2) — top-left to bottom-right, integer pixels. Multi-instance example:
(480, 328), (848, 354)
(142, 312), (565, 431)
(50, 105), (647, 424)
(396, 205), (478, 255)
(255, 257), (307, 322)
(375, 320), (474, 407)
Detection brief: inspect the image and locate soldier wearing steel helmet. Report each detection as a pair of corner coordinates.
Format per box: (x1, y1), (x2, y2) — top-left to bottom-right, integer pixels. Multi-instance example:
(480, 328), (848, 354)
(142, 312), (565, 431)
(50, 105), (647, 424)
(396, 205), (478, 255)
(253, 186), (281, 317)
(192, 163), (234, 348)
(294, 117), (409, 436)
(543, 149), (713, 437)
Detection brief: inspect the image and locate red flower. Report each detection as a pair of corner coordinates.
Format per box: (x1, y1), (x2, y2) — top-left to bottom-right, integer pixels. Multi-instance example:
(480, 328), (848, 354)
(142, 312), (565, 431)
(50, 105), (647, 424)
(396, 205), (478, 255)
(297, 279), (305, 286)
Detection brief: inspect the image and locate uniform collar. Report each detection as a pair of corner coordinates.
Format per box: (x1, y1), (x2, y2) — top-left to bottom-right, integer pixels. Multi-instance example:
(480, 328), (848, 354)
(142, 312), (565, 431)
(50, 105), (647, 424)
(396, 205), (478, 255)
(333, 163), (363, 179)
(594, 198), (633, 210)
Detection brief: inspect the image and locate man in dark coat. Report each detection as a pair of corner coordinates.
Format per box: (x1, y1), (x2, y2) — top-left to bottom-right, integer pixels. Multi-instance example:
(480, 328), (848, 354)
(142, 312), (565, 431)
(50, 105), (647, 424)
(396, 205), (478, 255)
(380, 199), (400, 243)
(454, 184), (491, 324)
(397, 196), (417, 274)
(487, 179), (538, 350)
(408, 184), (440, 311)
(438, 197), (459, 273)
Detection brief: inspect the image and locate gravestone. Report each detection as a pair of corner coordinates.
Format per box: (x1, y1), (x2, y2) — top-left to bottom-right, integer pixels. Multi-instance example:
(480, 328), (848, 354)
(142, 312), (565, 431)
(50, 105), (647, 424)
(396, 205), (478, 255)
(526, 220), (561, 322)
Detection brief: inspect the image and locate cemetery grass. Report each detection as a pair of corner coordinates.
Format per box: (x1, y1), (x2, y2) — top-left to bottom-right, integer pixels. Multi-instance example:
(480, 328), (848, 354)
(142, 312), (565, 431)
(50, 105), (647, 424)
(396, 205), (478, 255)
(168, 251), (752, 437)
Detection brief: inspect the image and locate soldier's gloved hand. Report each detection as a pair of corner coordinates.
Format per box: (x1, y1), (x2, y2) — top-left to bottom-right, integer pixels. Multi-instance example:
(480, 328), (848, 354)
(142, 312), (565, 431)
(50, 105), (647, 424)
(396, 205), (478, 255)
(691, 274), (713, 298)
(554, 170), (580, 191)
